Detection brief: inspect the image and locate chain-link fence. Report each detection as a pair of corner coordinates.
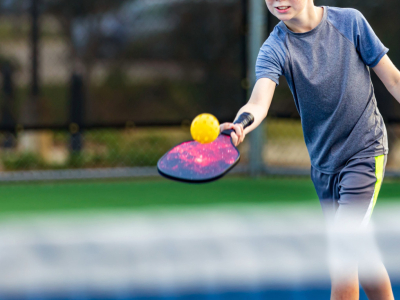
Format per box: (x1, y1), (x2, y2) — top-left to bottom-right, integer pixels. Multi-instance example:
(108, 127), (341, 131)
(1, 0), (400, 180)
(0, 0), (247, 179)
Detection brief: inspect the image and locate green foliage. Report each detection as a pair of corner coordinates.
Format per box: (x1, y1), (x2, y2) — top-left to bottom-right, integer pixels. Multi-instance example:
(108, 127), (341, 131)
(12, 79), (200, 128)
(83, 129), (182, 167)
(2, 152), (46, 170)
(108, 134), (172, 167)
(0, 128), (190, 171)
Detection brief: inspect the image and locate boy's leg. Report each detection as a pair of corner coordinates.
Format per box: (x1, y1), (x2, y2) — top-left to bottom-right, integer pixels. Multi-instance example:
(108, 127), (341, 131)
(359, 261), (394, 300)
(329, 261), (359, 300)
(335, 155), (393, 299)
(327, 210), (360, 300)
(328, 223), (393, 300)
(311, 166), (360, 300)
(311, 155), (394, 300)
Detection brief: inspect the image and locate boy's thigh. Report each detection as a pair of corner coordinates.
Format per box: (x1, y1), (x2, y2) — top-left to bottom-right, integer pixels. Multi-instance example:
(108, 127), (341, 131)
(311, 166), (340, 222)
(311, 155), (386, 226)
(312, 156), (387, 268)
(336, 155), (386, 226)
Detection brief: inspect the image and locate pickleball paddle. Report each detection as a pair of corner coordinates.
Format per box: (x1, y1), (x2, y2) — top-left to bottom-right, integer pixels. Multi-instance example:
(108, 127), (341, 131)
(157, 113), (254, 183)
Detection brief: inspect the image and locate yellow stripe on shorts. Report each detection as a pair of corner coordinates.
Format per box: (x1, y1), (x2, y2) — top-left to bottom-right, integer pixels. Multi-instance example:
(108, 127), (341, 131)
(362, 155), (385, 226)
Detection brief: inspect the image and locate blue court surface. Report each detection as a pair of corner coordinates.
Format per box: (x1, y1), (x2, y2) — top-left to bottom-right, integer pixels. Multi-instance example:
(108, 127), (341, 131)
(3, 285), (400, 299)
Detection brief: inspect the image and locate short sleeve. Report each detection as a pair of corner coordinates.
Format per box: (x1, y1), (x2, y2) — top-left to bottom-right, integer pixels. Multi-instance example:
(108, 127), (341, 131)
(256, 42), (284, 85)
(354, 11), (388, 67)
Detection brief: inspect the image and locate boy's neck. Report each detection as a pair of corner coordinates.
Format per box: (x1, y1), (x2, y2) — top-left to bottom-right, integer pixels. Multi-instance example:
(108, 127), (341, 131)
(283, 5), (324, 33)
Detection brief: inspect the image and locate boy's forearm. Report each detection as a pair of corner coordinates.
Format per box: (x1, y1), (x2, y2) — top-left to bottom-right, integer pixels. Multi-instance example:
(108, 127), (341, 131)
(373, 55), (400, 103)
(235, 102), (270, 134)
(233, 78), (276, 134)
(387, 80), (400, 103)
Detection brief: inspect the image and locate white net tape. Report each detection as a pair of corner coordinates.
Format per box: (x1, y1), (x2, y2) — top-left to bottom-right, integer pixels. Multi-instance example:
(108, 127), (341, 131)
(0, 203), (398, 297)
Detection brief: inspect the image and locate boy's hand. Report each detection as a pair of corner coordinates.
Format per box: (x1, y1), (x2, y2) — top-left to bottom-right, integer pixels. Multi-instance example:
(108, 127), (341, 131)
(220, 123), (245, 146)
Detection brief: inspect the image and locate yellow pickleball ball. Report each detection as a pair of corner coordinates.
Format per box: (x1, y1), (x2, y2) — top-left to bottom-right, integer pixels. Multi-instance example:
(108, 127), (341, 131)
(190, 113), (220, 144)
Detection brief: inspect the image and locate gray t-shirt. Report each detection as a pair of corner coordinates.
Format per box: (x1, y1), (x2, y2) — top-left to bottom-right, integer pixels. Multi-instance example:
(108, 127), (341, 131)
(256, 6), (389, 173)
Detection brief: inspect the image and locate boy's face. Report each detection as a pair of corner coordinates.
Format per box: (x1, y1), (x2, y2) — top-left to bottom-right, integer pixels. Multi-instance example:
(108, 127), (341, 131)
(265, 0), (308, 22)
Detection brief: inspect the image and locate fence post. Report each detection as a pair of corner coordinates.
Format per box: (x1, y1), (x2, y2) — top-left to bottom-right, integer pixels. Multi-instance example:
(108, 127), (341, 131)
(32, 0), (39, 101)
(248, 0), (266, 176)
(70, 73), (84, 152)
(1, 63), (16, 148)
(20, 0), (40, 127)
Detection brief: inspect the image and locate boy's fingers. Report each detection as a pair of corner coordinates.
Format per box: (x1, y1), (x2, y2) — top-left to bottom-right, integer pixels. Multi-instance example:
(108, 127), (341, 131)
(240, 133), (246, 144)
(220, 123), (245, 146)
(230, 131), (239, 146)
(220, 122), (234, 132)
(233, 124), (244, 144)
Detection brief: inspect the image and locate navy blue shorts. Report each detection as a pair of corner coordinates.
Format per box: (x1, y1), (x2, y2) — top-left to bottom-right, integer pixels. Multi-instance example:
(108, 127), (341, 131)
(311, 155), (387, 227)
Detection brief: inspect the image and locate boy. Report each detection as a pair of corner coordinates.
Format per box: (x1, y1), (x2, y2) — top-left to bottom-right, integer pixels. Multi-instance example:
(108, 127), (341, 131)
(221, 1), (400, 299)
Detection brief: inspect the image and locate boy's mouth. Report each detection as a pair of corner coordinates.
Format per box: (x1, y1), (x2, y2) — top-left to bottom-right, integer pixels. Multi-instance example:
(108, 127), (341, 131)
(275, 6), (291, 13)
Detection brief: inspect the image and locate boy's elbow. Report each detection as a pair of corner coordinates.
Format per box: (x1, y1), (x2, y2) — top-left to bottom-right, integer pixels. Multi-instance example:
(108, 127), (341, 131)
(386, 74), (400, 91)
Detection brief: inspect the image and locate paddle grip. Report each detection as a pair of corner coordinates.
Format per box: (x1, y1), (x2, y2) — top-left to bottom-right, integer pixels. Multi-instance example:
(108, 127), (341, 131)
(221, 112), (255, 136)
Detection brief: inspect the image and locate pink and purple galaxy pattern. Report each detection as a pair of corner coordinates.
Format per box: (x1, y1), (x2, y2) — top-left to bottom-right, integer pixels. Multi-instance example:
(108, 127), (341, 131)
(158, 134), (239, 181)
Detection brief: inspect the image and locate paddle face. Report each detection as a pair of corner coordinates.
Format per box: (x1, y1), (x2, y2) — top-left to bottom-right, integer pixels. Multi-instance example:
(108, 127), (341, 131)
(157, 133), (240, 183)
(158, 112), (254, 183)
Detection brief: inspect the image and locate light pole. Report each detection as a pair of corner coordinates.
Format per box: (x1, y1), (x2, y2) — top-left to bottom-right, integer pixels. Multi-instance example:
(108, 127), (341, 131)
(248, 0), (267, 176)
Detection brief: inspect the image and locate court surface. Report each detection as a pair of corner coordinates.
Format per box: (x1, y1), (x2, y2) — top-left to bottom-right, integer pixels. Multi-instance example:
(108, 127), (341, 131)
(0, 176), (399, 299)
(2, 176), (400, 213)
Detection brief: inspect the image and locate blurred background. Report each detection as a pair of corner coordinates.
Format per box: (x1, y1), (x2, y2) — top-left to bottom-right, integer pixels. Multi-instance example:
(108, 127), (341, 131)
(0, 0), (400, 299)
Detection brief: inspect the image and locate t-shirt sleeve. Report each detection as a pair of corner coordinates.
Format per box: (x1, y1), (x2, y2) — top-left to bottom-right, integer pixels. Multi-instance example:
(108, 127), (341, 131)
(255, 42), (284, 85)
(354, 10), (388, 67)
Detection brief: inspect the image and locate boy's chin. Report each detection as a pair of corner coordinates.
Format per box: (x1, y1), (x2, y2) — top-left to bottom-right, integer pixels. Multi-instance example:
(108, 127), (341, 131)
(274, 14), (294, 22)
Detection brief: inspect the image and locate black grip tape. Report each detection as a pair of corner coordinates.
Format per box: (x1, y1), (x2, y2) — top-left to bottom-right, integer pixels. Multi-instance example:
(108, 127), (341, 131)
(234, 112), (255, 129)
(221, 112), (255, 136)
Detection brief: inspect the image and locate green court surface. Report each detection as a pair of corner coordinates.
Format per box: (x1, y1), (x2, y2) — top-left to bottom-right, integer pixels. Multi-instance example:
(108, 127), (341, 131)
(0, 176), (399, 213)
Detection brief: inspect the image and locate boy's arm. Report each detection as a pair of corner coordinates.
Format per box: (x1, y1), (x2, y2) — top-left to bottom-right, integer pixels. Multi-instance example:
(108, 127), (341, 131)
(220, 78), (276, 146)
(373, 54), (400, 101)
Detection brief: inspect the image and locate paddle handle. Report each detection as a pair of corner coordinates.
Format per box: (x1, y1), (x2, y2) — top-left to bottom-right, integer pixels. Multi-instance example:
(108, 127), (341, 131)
(221, 112), (255, 136)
